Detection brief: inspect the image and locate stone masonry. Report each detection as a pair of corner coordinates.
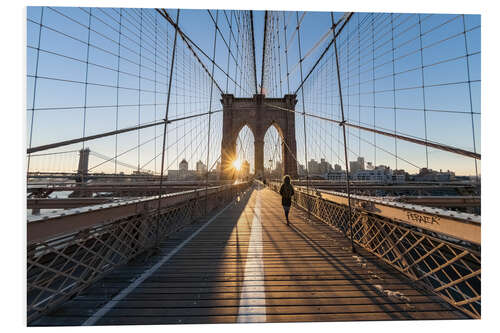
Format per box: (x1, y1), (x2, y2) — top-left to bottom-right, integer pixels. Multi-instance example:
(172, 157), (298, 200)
(220, 94), (298, 179)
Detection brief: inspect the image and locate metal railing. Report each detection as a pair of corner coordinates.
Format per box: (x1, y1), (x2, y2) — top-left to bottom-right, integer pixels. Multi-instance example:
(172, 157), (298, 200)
(27, 182), (250, 323)
(267, 181), (480, 318)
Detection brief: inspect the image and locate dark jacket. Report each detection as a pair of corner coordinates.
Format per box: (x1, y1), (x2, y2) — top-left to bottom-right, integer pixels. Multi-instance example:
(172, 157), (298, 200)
(279, 182), (294, 207)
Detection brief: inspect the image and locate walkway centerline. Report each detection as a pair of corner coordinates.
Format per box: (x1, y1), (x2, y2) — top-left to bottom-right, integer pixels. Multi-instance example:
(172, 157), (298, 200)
(238, 184), (267, 323)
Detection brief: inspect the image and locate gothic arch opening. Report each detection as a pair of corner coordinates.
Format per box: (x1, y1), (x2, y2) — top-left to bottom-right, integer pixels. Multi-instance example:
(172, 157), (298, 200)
(263, 123), (284, 180)
(234, 124), (255, 180)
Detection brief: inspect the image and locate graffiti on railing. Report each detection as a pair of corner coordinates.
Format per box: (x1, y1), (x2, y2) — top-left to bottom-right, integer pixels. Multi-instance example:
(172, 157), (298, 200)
(405, 211), (441, 226)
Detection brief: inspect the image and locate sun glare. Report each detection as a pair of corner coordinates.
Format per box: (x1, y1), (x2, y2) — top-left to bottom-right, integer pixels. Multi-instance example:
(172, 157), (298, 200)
(232, 159), (242, 171)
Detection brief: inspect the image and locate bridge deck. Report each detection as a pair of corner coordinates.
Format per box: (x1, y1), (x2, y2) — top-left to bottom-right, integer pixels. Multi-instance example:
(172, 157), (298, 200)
(32, 184), (466, 326)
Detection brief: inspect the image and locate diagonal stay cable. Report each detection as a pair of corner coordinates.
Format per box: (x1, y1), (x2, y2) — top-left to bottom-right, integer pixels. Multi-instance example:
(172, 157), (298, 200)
(27, 110), (222, 154)
(140, 118), (202, 170)
(89, 151), (155, 173)
(294, 12), (353, 95)
(264, 103), (480, 160)
(207, 9), (255, 96)
(157, 9), (255, 97)
(156, 9), (224, 94)
(88, 135), (160, 173)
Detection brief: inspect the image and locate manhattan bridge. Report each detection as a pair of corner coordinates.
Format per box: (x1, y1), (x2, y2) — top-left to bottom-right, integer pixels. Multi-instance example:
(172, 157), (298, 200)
(26, 7), (481, 325)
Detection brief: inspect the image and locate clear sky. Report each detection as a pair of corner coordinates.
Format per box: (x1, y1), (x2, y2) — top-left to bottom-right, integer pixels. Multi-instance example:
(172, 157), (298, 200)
(26, 6), (480, 176)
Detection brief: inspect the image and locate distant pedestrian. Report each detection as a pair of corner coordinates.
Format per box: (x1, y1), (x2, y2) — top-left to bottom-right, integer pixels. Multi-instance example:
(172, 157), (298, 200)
(279, 175), (294, 225)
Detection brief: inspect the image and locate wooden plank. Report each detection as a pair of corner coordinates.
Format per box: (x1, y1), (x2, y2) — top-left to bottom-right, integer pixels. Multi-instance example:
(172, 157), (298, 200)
(61, 295), (437, 307)
(53, 302), (451, 317)
(72, 289), (436, 301)
(32, 310), (465, 326)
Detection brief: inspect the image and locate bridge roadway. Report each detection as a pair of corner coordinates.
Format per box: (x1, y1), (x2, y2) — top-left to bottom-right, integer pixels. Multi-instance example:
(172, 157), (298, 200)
(32, 184), (466, 325)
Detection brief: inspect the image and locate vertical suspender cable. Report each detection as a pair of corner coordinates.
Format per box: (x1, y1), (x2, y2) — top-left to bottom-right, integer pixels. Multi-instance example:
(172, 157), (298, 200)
(80, 8), (92, 182)
(156, 9), (180, 248)
(114, 9), (122, 175)
(250, 11), (258, 95)
(331, 23), (337, 169)
(205, 10), (219, 215)
(233, 12), (241, 95)
(137, 9), (143, 173)
(225, 11), (233, 93)
(238, 12), (244, 95)
(82, 9), (92, 151)
(28, 7), (44, 174)
(261, 11), (268, 94)
(331, 12), (356, 253)
(239, 12), (244, 96)
(391, 13), (398, 170)
(462, 14), (479, 183)
(154, 10), (158, 174)
(371, 14), (376, 167)
(296, 11), (311, 210)
(418, 14), (430, 169)
(346, 16), (350, 152)
(357, 14), (361, 158)
(283, 11), (291, 94)
(276, 14), (283, 97)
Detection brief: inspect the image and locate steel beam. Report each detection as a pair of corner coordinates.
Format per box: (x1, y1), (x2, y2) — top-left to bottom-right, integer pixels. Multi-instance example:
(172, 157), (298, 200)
(28, 198), (112, 209)
(27, 185), (242, 244)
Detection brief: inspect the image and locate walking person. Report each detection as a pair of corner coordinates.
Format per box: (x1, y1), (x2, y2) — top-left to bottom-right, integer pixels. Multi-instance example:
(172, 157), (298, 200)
(279, 175), (294, 225)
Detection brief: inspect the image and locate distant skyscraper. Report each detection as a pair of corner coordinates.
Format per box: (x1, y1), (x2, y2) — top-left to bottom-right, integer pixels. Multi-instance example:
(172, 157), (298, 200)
(357, 157), (365, 170)
(350, 161), (360, 174)
(196, 160), (207, 175)
(308, 159), (319, 175)
(179, 159), (188, 171)
(319, 158), (333, 174)
(298, 164), (306, 176)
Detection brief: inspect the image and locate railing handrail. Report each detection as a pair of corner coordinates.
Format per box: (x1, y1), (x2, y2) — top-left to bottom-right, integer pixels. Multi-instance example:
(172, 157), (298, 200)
(27, 182), (250, 244)
(267, 180), (480, 245)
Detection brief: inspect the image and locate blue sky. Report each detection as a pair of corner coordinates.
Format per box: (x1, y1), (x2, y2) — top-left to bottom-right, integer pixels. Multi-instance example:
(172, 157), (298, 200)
(26, 7), (480, 176)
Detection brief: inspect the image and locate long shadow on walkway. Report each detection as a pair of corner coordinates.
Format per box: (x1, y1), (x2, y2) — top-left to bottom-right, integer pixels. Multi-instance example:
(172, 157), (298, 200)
(284, 208), (422, 320)
(31, 186), (256, 326)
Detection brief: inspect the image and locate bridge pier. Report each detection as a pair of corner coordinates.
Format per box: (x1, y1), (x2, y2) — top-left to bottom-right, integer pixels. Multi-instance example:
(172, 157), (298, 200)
(220, 93), (298, 180)
(77, 148), (90, 183)
(254, 139), (264, 178)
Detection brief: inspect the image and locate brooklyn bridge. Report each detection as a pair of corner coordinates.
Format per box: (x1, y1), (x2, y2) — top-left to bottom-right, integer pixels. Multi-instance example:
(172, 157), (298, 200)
(26, 7), (480, 325)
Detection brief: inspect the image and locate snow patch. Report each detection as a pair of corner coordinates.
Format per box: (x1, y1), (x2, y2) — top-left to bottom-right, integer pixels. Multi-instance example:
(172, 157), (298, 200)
(374, 285), (412, 303)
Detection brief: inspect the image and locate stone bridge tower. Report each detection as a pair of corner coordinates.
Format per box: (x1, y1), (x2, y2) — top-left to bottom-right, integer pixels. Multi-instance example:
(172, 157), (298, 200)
(220, 94), (298, 179)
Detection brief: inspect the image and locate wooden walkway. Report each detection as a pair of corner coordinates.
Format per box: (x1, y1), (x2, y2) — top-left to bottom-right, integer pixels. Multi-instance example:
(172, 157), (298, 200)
(32, 184), (466, 326)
